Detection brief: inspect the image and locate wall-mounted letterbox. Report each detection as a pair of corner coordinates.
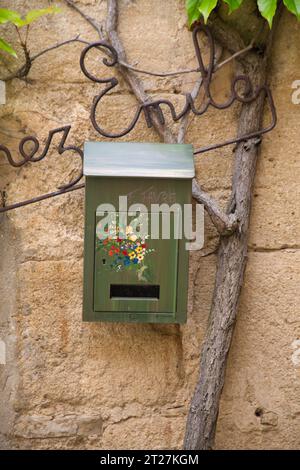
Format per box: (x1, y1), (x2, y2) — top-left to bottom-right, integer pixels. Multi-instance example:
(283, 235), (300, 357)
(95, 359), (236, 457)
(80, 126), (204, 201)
(83, 142), (194, 323)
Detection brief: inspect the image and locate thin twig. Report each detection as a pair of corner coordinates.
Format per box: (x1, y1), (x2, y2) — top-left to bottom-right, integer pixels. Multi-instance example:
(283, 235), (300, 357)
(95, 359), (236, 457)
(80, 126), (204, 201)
(177, 75), (203, 143)
(214, 41), (254, 72)
(14, 25), (24, 47)
(64, 0), (103, 38)
(120, 63), (201, 77)
(64, 0), (254, 78)
(24, 25), (30, 47)
(3, 37), (87, 81)
(121, 41), (253, 77)
(31, 36), (87, 61)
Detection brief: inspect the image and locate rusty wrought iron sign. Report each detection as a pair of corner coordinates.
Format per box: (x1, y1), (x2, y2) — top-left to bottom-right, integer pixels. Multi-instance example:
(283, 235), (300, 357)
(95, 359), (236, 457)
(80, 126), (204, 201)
(0, 25), (277, 214)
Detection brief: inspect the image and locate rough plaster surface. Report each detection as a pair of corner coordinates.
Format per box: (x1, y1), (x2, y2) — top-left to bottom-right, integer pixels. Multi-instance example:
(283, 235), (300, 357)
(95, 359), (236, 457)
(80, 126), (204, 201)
(0, 0), (299, 450)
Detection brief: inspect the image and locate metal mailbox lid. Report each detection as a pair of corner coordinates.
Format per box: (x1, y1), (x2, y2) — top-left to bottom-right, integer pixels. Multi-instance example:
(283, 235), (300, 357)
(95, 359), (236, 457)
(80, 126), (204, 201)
(84, 142), (195, 179)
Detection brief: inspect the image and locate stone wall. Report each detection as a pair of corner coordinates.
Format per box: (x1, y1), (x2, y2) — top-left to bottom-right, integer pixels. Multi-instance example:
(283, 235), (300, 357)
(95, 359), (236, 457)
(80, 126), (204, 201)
(0, 0), (299, 449)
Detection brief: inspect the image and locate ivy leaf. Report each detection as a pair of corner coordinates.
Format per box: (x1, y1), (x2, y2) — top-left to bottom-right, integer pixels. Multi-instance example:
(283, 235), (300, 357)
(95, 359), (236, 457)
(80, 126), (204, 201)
(0, 37), (17, 57)
(257, 0), (277, 27)
(186, 0), (300, 23)
(222, 0), (244, 14)
(0, 8), (22, 25)
(283, 0), (300, 20)
(198, 0), (219, 23)
(186, 0), (202, 26)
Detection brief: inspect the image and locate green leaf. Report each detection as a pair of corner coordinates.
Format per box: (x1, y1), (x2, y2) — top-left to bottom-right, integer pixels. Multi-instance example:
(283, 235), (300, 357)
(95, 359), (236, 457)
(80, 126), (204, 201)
(24, 6), (61, 25)
(222, 0), (243, 14)
(185, 0), (300, 23)
(0, 37), (17, 57)
(0, 8), (22, 25)
(12, 6), (61, 27)
(186, 0), (202, 26)
(198, 0), (219, 23)
(257, 0), (277, 27)
(283, 0), (300, 20)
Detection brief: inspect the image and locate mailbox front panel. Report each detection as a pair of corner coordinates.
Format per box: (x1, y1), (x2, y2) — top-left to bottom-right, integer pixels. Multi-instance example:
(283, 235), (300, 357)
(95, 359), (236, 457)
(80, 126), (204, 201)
(94, 212), (178, 314)
(83, 176), (192, 324)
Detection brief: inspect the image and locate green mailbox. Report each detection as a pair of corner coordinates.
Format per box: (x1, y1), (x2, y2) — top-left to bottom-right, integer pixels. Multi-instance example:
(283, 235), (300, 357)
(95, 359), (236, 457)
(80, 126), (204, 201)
(83, 142), (194, 323)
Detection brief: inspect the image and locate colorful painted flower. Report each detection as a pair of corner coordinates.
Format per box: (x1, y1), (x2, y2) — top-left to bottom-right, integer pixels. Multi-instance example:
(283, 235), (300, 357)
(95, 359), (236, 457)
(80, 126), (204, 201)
(97, 219), (155, 276)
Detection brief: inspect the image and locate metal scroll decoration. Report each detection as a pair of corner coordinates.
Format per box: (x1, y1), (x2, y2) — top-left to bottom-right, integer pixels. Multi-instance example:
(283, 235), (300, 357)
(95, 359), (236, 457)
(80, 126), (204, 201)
(0, 125), (84, 212)
(0, 25), (277, 214)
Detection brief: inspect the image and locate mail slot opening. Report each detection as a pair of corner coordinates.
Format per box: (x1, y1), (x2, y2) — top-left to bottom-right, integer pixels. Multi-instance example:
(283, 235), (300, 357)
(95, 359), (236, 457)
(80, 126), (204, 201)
(110, 284), (160, 299)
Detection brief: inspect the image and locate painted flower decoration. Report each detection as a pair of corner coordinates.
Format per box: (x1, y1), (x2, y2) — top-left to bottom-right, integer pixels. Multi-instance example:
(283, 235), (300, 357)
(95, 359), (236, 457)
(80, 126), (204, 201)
(96, 221), (155, 278)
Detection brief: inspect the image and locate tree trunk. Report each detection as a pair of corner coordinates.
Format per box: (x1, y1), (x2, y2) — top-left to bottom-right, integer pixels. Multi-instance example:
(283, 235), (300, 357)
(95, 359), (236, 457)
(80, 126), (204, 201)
(184, 18), (280, 450)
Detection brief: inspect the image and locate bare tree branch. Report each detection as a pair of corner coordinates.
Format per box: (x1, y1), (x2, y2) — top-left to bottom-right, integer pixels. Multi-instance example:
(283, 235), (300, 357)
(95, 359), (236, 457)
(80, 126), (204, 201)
(184, 7), (282, 450)
(106, 0), (177, 144)
(192, 179), (238, 235)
